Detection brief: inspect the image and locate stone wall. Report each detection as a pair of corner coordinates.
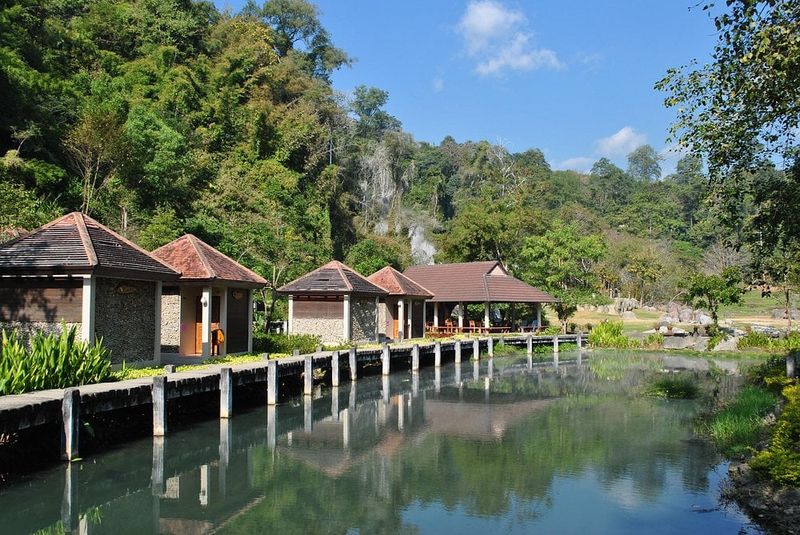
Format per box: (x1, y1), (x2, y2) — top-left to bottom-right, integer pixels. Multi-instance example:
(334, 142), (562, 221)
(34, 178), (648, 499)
(0, 321), (81, 345)
(160, 294), (181, 353)
(293, 317), (344, 344)
(95, 278), (157, 363)
(351, 298), (377, 343)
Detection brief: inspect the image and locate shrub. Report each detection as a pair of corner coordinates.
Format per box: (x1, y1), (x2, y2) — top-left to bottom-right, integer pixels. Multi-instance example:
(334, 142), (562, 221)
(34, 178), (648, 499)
(644, 374), (699, 399)
(643, 332), (665, 348)
(540, 325), (561, 336)
(587, 321), (640, 348)
(252, 331), (322, 355)
(750, 384), (800, 485)
(0, 326), (112, 395)
(737, 331), (771, 350)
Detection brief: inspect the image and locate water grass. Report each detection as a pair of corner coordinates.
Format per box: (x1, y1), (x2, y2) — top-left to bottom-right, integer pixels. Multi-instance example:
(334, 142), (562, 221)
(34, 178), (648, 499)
(643, 374), (700, 399)
(701, 385), (777, 457)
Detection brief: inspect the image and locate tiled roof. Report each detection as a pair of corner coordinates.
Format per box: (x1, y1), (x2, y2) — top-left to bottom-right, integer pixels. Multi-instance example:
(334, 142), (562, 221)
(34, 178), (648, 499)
(0, 212), (179, 280)
(278, 260), (388, 296)
(367, 266), (433, 298)
(152, 235), (267, 287)
(403, 261), (557, 303)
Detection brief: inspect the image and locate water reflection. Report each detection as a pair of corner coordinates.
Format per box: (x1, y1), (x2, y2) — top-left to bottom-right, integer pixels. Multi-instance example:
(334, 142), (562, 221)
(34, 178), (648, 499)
(0, 354), (759, 534)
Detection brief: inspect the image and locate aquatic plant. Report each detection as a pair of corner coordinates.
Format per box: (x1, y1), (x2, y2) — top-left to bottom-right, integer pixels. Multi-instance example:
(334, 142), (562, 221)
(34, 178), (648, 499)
(643, 374), (699, 399)
(0, 326), (111, 395)
(701, 386), (777, 457)
(587, 321), (640, 349)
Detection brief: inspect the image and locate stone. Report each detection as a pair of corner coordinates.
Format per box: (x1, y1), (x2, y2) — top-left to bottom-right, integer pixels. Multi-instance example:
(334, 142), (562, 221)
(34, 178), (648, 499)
(697, 314), (713, 326)
(678, 308), (694, 323)
(621, 311), (636, 320)
(712, 336), (739, 352)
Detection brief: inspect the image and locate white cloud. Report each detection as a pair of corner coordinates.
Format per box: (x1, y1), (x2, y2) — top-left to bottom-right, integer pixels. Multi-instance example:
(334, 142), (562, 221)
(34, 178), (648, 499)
(457, 1), (562, 77)
(595, 126), (647, 157)
(432, 77), (444, 92)
(556, 156), (595, 173)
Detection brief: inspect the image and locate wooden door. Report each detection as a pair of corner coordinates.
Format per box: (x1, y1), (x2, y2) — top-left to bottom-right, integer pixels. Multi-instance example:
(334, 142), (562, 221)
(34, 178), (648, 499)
(392, 319), (399, 339)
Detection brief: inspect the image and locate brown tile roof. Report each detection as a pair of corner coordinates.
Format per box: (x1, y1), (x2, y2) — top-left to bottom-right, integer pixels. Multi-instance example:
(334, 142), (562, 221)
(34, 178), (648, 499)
(152, 235), (267, 287)
(277, 260), (388, 296)
(403, 261), (557, 303)
(367, 266), (433, 298)
(0, 212), (179, 280)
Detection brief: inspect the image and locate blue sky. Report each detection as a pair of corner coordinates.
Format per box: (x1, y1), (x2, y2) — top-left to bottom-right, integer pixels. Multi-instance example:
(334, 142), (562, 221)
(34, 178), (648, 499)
(215, 1), (718, 175)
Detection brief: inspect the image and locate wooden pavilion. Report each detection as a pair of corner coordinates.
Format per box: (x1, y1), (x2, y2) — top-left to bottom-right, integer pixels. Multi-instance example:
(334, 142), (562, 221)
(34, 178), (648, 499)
(152, 235), (266, 358)
(367, 266), (433, 341)
(277, 261), (388, 344)
(0, 212), (179, 363)
(403, 260), (557, 334)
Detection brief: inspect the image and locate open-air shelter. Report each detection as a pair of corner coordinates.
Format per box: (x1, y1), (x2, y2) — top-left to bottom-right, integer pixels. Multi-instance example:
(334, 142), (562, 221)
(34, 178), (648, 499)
(367, 266), (434, 341)
(403, 260), (557, 334)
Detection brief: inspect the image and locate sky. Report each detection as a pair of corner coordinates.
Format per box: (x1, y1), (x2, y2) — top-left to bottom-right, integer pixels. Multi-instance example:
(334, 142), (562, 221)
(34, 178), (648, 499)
(214, 1), (719, 175)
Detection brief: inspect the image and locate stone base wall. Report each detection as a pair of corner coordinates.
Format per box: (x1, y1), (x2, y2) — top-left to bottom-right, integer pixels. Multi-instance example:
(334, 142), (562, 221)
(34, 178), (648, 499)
(160, 294), (181, 353)
(0, 321), (81, 346)
(293, 317), (344, 344)
(351, 298), (377, 343)
(95, 278), (156, 364)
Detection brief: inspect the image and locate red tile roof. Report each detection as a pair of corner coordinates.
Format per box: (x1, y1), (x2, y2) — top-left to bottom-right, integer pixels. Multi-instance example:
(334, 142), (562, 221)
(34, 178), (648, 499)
(278, 260), (388, 296)
(367, 266), (433, 298)
(403, 261), (557, 303)
(0, 212), (179, 280)
(152, 235), (267, 287)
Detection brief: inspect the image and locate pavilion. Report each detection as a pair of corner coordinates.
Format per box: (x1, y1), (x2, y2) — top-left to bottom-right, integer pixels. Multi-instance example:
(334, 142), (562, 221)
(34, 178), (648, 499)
(152, 234), (266, 358)
(367, 266), (434, 341)
(403, 260), (557, 333)
(277, 261), (388, 344)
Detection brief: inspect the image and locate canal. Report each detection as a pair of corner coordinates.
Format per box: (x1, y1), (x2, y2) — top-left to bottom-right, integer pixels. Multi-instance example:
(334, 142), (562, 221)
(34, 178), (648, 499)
(0, 351), (761, 534)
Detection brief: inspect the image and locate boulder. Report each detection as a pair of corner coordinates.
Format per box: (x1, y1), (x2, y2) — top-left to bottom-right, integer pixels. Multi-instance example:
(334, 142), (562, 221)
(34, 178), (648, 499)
(712, 336), (739, 352)
(678, 308), (694, 323)
(621, 310), (636, 320)
(771, 308), (800, 320)
(697, 314), (713, 326)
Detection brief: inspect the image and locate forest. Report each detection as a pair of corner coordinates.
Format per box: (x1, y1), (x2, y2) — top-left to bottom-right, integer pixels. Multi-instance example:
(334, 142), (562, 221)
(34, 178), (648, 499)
(1, 0), (798, 318)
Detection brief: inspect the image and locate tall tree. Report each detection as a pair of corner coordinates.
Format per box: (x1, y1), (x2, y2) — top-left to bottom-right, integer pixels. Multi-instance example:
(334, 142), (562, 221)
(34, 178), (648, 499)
(627, 145), (662, 182)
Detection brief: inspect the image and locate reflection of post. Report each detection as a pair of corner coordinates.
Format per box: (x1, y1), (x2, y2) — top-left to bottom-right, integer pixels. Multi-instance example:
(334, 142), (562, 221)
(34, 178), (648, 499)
(397, 394), (404, 431)
(488, 358), (494, 380)
(342, 408), (350, 449)
(527, 353), (533, 370)
(267, 360), (277, 405)
(487, 337), (494, 357)
(349, 382), (357, 409)
(473, 359), (479, 382)
(787, 355), (796, 378)
(331, 386), (340, 421)
(434, 367), (441, 394)
(473, 338), (480, 360)
(219, 419), (231, 498)
(553, 350), (559, 369)
(434, 341), (441, 367)
(412, 344), (420, 371)
(61, 463), (78, 533)
(220, 367), (232, 419)
(455, 361), (461, 383)
(266, 405), (276, 450)
(412, 372), (419, 397)
(382, 343), (390, 375)
(304, 356), (313, 396)
(527, 335), (533, 358)
(349, 348), (358, 381)
(454, 340), (461, 363)
(152, 495), (160, 535)
(484, 376), (491, 401)
(153, 376), (168, 436)
(382, 375), (390, 405)
(577, 350), (583, 366)
(304, 395), (312, 433)
(61, 388), (80, 461)
(378, 392), (387, 425)
(152, 437), (165, 497)
(331, 351), (340, 387)
(199, 464), (209, 507)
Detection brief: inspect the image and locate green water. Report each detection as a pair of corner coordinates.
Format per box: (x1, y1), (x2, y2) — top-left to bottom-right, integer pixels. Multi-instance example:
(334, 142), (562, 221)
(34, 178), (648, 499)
(0, 353), (761, 534)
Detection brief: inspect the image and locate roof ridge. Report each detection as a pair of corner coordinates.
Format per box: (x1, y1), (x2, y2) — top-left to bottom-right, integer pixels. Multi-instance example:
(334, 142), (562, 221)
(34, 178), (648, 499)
(335, 261), (354, 291)
(393, 267), (436, 297)
(482, 273), (491, 302)
(187, 234), (216, 279)
(193, 236), (267, 284)
(74, 213), (98, 266)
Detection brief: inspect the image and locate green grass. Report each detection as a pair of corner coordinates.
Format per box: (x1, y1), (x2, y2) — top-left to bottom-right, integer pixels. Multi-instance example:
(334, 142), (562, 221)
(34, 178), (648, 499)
(113, 353), (289, 380)
(701, 385), (778, 457)
(643, 374), (700, 399)
(718, 289), (784, 319)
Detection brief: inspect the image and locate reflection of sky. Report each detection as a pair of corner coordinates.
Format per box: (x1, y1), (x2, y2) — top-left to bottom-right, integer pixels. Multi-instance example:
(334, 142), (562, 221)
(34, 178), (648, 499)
(402, 464), (759, 534)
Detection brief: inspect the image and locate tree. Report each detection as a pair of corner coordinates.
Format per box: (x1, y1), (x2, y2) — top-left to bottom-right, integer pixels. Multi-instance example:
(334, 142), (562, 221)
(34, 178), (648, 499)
(686, 267), (743, 326)
(350, 86), (401, 139)
(627, 145), (662, 182)
(588, 158), (636, 216)
(519, 221), (607, 332)
(345, 236), (410, 275)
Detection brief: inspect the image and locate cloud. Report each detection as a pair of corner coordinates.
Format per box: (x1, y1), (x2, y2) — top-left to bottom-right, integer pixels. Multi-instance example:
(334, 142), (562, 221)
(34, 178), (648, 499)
(595, 126), (647, 157)
(556, 156), (595, 173)
(432, 77), (444, 92)
(457, 1), (562, 77)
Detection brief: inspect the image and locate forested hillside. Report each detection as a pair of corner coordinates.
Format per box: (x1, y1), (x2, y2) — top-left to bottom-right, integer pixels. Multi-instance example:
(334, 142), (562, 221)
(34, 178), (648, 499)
(1, 0), (795, 314)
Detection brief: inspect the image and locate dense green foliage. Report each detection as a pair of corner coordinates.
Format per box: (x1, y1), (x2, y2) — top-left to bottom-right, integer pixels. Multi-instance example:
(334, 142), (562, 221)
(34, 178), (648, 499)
(0, 327), (111, 395)
(751, 383), (800, 485)
(702, 385), (778, 456)
(644, 374), (700, 399)
(587, 321), (639, 349)
(686, 268), (743, 325)
(252, 331), (321, 354)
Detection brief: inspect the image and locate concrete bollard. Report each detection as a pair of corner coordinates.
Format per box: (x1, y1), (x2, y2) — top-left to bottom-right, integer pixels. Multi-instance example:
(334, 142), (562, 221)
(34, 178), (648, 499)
(526, 335), (533, 358)
(455, 340), (462, 363)
(553, 335), (559, 354)
(577, 331), (583, 350)
(152, 376), (168, 436)
(293, 349), (300, 356)
(163, 365), (176, 374)
(382, 343), (391, 376)
(553, 350), (559, 369)
(261, 353), (270, 361)
(488, 337), (494, 357)
(434, 341), (442, 367)
(61, 388), (80, 461)
(331, 350), (340, 387)
(473, 338), (480, 360)
(788, 354), (797, 379)
(220, 367), (233, 419)
(349, 347), (357, 381)
(412, 344), (420, 371)
(267, 360), (278, 405)
(304, 355), (313, 396)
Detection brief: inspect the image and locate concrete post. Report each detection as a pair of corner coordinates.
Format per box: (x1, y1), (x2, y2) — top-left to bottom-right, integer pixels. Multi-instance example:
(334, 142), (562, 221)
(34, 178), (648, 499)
(154, 281), (163, 363)
(287, 295), (294, 334)
(553, 335), (559, 354)
(201, 286), (213, 357)
(331, 351), (340, 387)
(153, 376), (167, 436)
(382, 343), (390, 375)
(267, 360), (277, 405)
(454, 340), (462, 363)
(527, 335), (533, 358)
(220, 367), (233, 419)
(488, 336), (494, 357)
(61, 388), (80, 461)
(412, 344), (420, 371)
(553, 350), (559, 369)
(434, 341), (442, 367)
(349, 347), (357, 381)
(788, 354), (797, 379)
(473, 338), (480, 360)
(577, 331), (583, 350)
(293, 349), (300, 356)
(304, 356), (313, 396)
(473, 359), (479, 382)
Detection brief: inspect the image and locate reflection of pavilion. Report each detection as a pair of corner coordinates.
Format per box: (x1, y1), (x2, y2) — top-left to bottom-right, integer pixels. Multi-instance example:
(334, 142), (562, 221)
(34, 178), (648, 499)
(423, 399), (554, 440)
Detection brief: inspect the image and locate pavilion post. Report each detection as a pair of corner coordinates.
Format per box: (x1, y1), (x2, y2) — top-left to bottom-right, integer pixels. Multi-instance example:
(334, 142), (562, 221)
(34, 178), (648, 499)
(81, 275), (96, 343)
(398, 299), (405, 341)
(374, 296), (380, 341)
(433, 302), (439, 329)
(458, 302), (464, 330)
(287, 295), (294, 334)
(473, 338), (480, 360)
(536, 303), (542, 331)
(407, 298), (413, 339)
(484, 302), (490, 329)
(201, 286), (213, 357)
(422, 300), (427, 338)
(343, 295), (352, 342)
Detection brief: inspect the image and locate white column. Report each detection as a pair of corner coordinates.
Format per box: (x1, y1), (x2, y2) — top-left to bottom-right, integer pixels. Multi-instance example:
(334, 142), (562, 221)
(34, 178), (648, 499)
(219, 287), (228, 357)
(287, 295), (294, 334)
(536, 304), (542, 330)
(398, 299), (405, 341)
(81, 275), (96, 343)
(406, 299), (413, 339)
(374, 296), (380, 341)
(343, 295), (352, 341)
(201, 286), (213, 357)
(422, 300), (427, 338)
(484, 301), (491, 329)
(154, 281), (162, 363)
(247, 290), (254, 353)
(433, 302), (439, 328)
(458, 302), (464, 330)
